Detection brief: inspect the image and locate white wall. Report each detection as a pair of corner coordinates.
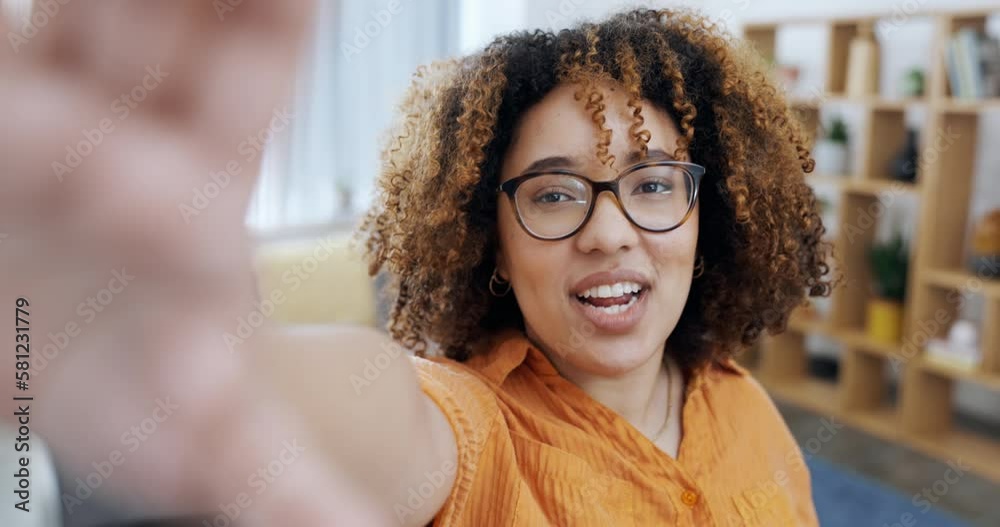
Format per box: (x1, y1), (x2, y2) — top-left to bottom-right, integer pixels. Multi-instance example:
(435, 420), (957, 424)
(466, 0), (1000, 423)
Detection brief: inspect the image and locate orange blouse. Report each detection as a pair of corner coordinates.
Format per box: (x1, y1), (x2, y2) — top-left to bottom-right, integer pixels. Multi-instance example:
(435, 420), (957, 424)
(411, 328), (818, 526)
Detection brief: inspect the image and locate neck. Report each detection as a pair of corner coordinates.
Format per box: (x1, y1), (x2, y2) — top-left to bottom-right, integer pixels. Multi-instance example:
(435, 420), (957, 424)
(536, 337), (671, 436)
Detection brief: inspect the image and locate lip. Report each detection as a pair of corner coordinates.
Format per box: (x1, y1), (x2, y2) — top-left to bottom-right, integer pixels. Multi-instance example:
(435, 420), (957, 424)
(570, 287), (649, 334)
(570, 269), (652, 296)
(568, 268), (652, 334)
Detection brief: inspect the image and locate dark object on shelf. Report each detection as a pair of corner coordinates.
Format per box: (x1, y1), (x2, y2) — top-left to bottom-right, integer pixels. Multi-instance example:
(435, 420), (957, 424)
(970, 209), (1000, 279)
(971, 256), (1000, 279)
(984, 36), (1000, 97)
(808, 356), (840, 381)
(888, 129), (919, 183)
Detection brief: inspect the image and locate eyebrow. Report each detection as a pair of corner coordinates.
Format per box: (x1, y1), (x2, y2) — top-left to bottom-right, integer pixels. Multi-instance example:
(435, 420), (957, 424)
(520, 148), (676, 175)
(624, 148), (675, 165)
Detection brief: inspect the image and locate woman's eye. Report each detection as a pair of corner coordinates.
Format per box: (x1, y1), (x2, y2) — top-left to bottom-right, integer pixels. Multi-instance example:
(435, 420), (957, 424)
(636, 181), (673, 194)
(534, 186), (581, 205)
(535, 191), (574, 204)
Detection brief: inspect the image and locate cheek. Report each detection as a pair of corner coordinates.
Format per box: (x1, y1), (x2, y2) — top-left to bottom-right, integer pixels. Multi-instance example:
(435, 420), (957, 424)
(648, 221), (699, 274)
(497, 206), (566, 300)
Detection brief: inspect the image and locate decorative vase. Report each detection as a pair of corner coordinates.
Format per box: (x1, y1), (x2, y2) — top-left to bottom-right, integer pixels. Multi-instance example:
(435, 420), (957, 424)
(888, 129), (919, 182)
(867, 297), (903, 344)
(927, 320), (982, 370)
(813, 140), (849, 175)
(846, 25), (880, 97)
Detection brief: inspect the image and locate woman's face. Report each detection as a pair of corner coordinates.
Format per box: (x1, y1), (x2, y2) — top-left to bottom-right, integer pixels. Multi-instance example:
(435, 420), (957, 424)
(496, 81), (699, 377)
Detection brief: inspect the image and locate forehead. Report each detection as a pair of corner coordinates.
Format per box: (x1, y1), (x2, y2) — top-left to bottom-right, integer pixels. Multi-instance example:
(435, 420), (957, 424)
(503, 81), (681, 172)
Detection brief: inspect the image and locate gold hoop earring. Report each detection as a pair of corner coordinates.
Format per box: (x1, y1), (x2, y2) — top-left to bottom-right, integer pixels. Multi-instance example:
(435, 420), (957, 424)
(693, 255), (705, 279)
(489, 267), (511, 297)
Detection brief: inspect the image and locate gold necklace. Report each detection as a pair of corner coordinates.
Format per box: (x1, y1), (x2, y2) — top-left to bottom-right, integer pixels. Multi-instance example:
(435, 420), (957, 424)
(651, 358), (673, 442)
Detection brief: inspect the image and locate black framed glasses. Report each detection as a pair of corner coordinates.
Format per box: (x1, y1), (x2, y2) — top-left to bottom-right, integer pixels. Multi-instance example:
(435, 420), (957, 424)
(497, 160), (705, 241)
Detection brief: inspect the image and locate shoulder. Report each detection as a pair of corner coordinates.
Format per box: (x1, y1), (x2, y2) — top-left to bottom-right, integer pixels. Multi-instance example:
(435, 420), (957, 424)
(411, 353), (498, 397)
(409, 354), (503, 435)
(700, 358), (780, 422)
(409, 354), (521, 524)
(695, 359), (797, 452)
(696, 359), (819, 525)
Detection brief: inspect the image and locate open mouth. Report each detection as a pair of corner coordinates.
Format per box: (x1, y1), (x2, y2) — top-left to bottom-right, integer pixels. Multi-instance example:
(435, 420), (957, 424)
(574, 281), (647, 315)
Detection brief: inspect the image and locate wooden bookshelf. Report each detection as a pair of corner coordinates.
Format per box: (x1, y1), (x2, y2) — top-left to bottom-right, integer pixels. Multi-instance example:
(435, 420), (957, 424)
(936, 98), (1000, 114)
(744, 9), (1000, 484)
(923, 268), (1000, 298)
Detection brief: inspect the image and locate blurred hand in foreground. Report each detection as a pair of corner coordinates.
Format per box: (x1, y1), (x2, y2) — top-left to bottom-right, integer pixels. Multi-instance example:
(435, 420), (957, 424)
(0, 1), (390, 524)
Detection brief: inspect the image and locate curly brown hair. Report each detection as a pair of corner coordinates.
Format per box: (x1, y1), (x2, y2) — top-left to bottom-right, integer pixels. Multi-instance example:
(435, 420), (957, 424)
(354, 7), (835, 373)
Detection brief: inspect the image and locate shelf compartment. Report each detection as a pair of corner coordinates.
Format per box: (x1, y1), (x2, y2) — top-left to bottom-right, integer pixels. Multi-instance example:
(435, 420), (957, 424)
(756, 374), (841, 416)
(758, 332), (809, 381)
(788, 310), (832, 334)
(841, 348), (892, 411)
(743, 24), (777, 63)
(915, 112), (979, 271)
(844, 178), (920, 197)
(805, 174), (922, 196)
(758, 368), (1000, 484)
(985, 298), (1000, 372)
(829, 193), (884, 331)
(859, 107), (910, 184)
(914, 356), (1000, 392)
(806, 174), (852, 187)
(923, 268), (1000, 299)
(789, 95), (927, 110)
(786, 316), (904, 361)
(935, 98), (1000, 114)
(839, 330), (901, 359)
(826, 22), (862, 96)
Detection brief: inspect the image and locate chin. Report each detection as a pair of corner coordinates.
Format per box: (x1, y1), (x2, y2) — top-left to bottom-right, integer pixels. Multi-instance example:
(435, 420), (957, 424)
(568, 334), (661, 377)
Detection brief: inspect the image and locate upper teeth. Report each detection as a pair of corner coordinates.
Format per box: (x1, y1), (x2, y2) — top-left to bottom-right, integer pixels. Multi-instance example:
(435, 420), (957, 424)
(578, 281), (643, 299)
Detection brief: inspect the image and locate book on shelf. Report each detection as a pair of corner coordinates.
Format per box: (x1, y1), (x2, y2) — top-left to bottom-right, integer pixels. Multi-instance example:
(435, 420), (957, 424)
(946, 28), (1000, 99)
(983, 37), (1000, 97)
(947, 38), (963, 99)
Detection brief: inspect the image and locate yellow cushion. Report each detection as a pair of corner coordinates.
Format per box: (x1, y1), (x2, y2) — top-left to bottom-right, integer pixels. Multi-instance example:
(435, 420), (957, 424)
(253, 232), (376, 326)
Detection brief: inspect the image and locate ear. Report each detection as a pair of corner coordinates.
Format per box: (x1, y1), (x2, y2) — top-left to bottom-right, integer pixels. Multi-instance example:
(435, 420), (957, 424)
(495, 248), (509, 281)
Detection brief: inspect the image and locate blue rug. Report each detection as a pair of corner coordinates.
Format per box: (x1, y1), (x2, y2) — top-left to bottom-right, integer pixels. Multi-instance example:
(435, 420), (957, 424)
(807, 456), (970, 527)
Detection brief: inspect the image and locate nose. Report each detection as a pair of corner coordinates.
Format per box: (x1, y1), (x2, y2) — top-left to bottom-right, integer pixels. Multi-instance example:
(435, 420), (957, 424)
(573, 190), (640, 254)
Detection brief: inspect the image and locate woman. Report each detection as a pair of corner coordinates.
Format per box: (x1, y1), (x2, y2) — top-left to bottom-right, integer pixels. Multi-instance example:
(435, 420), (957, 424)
(1, 3), (830, 526)
(351, 7), (832, 525)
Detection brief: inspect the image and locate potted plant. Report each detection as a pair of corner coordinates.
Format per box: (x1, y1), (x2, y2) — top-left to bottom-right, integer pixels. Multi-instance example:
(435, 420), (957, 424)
(901, 67), (925, 97)
(867, 233), (909, 344)
(813, 116), (850, 176)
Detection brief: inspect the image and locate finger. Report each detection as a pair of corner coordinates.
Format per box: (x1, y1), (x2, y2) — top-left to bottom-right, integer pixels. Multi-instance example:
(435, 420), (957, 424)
(185, 0), (315, 151)
(21, 1), (204, 103)
(17, 0), (312, 149)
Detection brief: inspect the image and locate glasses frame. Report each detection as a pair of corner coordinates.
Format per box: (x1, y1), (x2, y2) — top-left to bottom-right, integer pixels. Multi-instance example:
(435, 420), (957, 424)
(496, 159), (706, 241)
